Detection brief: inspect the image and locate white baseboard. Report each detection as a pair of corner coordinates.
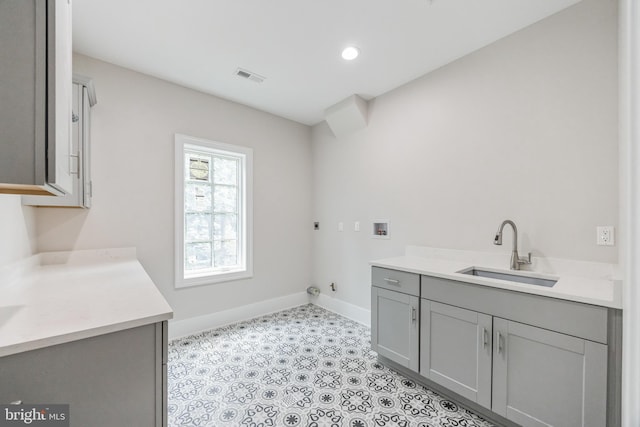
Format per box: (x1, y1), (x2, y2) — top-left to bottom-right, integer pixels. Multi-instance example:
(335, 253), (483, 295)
(169, 292), (309, 340)
(311, 293), (371, 327)
(169, 291), (371, 340)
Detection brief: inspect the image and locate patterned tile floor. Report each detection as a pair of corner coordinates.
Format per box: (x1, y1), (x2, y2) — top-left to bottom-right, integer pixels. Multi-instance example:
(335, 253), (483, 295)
(168, 304), (494, 427)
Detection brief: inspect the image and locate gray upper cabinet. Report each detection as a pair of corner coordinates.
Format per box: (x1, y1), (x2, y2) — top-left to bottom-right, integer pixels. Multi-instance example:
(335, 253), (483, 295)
(23, 76), (96, 208)
(371, 267), (419, 371)
(420, 300), (492, 409)
(492, 318), (607, 427)
(0, 0), (73, 196)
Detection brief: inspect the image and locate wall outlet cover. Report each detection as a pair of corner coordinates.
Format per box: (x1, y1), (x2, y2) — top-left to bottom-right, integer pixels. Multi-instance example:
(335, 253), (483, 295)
(596, 226), (615, 246)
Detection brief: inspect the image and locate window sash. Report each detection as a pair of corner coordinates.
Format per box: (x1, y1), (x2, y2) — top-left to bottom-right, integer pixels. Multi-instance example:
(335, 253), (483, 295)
(175, 134), (253, 288)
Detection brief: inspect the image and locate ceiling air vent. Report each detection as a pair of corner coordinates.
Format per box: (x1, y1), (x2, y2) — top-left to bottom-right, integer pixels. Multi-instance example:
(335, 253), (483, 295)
(234, 68), (265, 83)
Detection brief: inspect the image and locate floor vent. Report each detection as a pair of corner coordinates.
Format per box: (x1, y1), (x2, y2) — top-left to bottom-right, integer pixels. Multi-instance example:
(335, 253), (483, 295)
(234, 67), (265, 83)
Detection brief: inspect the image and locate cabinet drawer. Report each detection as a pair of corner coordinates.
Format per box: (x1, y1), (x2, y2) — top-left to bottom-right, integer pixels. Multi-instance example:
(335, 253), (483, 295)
(421, 274), (608, 344)
(372, 267), (420, 296)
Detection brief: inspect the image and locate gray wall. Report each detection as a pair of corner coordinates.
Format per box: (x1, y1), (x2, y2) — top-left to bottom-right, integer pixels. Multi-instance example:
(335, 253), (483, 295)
(34, 55), (313, 321)
(311, 0), (618, 310)
(0, 0), (619, 323)
(0, 196), (35, 266)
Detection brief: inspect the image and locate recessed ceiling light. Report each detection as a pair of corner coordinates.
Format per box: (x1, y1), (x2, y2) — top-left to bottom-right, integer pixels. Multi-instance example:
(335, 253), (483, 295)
(341, 46), (360, 61)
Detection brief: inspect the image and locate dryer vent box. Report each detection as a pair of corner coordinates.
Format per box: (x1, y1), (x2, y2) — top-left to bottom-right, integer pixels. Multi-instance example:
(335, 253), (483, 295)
(324, 95), (368, 138)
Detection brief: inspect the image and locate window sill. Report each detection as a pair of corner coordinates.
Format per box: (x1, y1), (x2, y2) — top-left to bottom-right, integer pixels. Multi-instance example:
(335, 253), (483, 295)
(176, 269), (253, 289)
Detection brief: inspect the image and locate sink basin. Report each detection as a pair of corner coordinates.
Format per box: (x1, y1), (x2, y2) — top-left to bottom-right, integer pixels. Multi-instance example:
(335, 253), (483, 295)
(458, 267), (557, 287)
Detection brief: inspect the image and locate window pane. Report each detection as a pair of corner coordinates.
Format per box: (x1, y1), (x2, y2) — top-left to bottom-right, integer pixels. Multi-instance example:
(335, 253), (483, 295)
(185, 213), (212, 241)
(214, 185), (237, 213)
(214, 157), (238, 185)
(185, 242), (212, 270)
(213, 240), (237, 267)
(213, 214), (237, 240)
(186, 154), (211, 182)
(185, 183), (211, 212)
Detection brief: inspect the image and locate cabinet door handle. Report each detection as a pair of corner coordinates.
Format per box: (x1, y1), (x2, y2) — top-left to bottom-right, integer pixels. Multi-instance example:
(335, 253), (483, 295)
(383, 278), (400, 285)
(70, 153), (79, 175)
(411, 307), (417, 323)
(10, 401), (22, 405)
(497, 331), (504, 354)
(482, 327), (488, 348)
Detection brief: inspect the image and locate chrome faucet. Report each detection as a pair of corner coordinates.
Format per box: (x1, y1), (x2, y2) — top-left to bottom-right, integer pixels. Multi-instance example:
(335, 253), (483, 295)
(494, 220), (531, 270)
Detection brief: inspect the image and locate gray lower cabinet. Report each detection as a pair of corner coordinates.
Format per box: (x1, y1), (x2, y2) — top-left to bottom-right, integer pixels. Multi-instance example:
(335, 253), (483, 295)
(371, 268), (420, 371)
(0, 322), (168, 427)
(420, 298), (608, 425)
(492, 318), (607, 427)
(420, 300), (492, 409)
(371, 287), (419, 370)
(372, 268), (620, 426)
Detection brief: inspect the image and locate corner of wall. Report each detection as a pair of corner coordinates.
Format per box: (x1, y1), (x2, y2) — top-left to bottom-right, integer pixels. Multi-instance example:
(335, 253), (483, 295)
(0, 195), (37, 266)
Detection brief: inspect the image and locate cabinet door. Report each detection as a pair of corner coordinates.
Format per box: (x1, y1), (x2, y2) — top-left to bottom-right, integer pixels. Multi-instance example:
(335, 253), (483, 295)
(0, 0), (74, 195)
(23, 82), (88, 207)
(47, 0), (73, 194)
(420, 300), (492, 409)
(371, 286), (419, 371)
(0, 0), (47, 186)
(80, 85), (92, 207)
(0, 324), (162, 427)
(155, 321), (168, 427)
(492, 318), (607, 427)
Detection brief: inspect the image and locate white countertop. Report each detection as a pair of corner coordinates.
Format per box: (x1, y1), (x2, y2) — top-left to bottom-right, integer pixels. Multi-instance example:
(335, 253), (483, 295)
(0, 248), (173, 357)
(371, 246), (622, 309)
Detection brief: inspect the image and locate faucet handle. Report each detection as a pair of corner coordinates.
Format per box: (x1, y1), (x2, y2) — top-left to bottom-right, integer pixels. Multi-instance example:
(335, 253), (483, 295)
(518, 252), (532, 265)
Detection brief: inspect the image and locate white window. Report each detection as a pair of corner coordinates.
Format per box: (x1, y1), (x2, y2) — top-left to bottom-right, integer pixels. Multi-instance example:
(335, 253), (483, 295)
(175, 134), (253, 288)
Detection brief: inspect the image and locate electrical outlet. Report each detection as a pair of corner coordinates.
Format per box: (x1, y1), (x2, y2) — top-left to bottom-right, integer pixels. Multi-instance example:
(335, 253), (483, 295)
(338, 222), (344, 232)
(596, 226), (615, 246)
(354, 221), (360, 232)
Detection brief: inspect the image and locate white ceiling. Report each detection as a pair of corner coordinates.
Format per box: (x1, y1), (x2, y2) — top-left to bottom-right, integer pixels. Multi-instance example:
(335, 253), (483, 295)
(73, 0), (580, 126)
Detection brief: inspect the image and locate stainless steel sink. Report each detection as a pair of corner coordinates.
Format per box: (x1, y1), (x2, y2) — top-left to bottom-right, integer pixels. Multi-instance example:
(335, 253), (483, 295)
(458, 267), (557, 287)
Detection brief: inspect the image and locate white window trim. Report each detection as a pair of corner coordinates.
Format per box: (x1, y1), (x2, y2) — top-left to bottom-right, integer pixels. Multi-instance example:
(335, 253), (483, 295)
(174, 133), (253, 288)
